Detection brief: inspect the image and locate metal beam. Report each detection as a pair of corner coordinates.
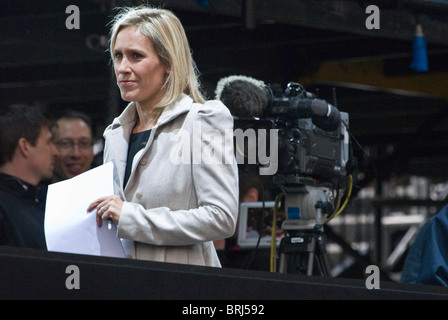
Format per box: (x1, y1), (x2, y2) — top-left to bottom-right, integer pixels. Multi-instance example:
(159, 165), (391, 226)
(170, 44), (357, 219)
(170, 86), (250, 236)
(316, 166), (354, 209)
(144, 0), (448, 45)
(300, 57), (448, 101)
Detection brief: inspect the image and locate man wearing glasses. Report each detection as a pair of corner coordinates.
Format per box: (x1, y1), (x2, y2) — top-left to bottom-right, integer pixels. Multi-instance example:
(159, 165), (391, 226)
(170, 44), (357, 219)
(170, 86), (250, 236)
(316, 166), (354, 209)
(51, 110), (95, 181)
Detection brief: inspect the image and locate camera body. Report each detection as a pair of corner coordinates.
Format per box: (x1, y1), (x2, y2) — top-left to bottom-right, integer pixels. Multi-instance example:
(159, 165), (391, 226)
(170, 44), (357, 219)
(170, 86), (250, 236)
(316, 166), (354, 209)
(234, 82), (351, 231)
(236, 82), (350, 185)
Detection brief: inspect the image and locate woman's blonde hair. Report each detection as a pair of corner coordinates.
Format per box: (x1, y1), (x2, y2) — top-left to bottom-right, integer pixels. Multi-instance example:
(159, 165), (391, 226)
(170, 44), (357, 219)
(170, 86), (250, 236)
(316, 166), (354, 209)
(109, 6), (206, 116)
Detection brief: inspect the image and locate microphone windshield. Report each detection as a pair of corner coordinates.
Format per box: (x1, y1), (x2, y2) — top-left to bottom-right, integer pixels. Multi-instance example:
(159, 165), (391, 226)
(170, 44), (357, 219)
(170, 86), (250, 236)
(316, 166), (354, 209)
(215, 75), (268, 118)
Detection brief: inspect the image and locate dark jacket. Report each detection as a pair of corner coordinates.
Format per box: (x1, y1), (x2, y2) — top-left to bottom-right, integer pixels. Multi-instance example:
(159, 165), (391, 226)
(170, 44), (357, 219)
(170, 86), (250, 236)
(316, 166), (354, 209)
(401, 204), (448, 286)
(0, 173), (47, 250)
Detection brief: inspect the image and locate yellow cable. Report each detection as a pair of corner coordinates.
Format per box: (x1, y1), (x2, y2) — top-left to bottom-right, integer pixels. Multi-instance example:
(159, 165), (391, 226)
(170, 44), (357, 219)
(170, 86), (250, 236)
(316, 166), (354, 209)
(327, 174), (353, 222)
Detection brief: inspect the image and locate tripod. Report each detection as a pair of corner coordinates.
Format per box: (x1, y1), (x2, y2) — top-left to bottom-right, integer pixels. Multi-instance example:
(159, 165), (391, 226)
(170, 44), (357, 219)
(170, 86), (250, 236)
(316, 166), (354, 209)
(278, 227), (331, 276)
(272, 175), (334, 276)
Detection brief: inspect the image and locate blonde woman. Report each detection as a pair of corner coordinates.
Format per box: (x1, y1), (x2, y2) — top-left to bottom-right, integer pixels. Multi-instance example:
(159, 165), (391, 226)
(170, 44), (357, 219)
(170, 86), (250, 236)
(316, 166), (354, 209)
(88, 6), (238, 267)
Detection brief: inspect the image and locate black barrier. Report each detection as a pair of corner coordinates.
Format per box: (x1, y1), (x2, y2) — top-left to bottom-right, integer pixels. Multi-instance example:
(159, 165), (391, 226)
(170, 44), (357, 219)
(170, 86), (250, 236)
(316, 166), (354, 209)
(0, 245), (447, 300)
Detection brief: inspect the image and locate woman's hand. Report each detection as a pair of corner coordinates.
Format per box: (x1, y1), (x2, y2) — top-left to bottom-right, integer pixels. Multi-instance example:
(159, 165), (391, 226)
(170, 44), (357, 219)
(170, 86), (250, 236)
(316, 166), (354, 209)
(88, 195), (123, 227)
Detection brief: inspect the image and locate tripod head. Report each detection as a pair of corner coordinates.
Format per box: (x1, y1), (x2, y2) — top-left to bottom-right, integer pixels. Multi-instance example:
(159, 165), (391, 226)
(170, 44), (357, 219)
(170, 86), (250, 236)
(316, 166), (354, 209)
(273, 174), (334, 232)
(273, 174), (335, 276)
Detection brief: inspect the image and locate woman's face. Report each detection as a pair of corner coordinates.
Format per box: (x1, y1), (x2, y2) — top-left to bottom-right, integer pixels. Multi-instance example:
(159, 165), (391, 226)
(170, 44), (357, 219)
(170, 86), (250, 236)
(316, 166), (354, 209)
(113, 26), (169, 108)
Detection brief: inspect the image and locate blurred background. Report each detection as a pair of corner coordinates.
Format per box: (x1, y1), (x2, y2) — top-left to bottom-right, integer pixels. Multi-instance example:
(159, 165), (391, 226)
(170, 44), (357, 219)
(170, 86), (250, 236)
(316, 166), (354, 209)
(2, 0), (448, 281)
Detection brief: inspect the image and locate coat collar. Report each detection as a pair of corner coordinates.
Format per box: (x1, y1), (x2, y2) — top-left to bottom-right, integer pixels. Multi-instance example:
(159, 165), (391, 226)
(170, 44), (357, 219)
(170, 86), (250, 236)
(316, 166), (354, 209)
(157, 94), (193, 126)
(103, 94), (194, 195)
(106, 94), (193, 136)
(0, 173), (45, 203)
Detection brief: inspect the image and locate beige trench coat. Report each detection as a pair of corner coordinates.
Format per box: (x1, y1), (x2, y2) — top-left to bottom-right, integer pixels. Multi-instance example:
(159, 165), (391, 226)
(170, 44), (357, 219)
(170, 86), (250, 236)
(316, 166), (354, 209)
(104, 94), (239, 267)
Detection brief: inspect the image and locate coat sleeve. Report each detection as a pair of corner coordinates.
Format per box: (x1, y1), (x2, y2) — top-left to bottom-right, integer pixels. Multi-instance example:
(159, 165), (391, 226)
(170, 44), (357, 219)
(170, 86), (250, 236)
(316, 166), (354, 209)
(117, 100), (239, 246)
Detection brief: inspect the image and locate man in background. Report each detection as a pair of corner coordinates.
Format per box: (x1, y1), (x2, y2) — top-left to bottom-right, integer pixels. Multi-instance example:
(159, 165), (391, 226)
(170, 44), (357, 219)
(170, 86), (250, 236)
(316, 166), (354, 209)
(0, 105), (59, 249)
(214, 164), (274, 270)
(51, 110), (95, 182)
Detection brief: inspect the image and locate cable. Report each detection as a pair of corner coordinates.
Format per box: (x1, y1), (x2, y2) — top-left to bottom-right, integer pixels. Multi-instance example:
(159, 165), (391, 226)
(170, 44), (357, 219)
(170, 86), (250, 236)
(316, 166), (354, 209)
(270, 193), (283, 272)
(326, 174), (353, 223)
(243, 171), (266, 269)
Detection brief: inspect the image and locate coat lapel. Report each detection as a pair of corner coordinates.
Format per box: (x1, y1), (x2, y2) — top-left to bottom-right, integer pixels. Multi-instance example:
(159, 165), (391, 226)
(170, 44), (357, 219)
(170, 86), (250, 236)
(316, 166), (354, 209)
(104, 95), (194, 196)
(104, 102), (137, 193)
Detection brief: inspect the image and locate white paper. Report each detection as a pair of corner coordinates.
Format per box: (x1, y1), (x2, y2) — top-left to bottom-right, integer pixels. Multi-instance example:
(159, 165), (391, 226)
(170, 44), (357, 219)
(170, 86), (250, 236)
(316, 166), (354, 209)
(44, 162), (125, 258)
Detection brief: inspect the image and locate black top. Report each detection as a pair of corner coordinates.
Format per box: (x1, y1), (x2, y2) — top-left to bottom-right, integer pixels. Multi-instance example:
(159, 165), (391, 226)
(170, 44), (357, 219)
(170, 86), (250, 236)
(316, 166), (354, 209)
(124, 129), (151, 188)
(0, 173), (47, 250)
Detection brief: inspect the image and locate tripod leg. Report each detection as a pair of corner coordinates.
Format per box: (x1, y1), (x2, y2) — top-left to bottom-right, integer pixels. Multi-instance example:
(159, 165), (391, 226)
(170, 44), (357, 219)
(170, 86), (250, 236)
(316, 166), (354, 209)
(316, 253), (331, 277)
(307, 252), (314, 276)
(279, 253), (287, 273)
(315, 235), (332, 277)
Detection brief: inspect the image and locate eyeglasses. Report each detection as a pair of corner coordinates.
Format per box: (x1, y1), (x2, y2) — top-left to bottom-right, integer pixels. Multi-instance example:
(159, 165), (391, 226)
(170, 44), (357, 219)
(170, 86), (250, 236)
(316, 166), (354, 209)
(54, 139), (93, 151)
